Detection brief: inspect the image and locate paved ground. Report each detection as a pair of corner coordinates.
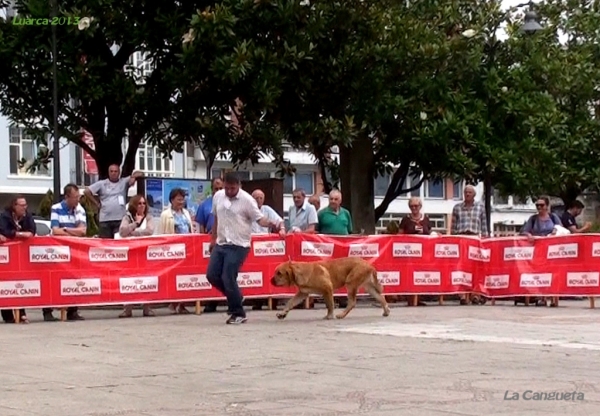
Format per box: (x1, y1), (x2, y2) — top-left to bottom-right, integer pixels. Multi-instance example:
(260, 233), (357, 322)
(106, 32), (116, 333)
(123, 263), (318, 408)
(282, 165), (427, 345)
(1, 300), (600, 416)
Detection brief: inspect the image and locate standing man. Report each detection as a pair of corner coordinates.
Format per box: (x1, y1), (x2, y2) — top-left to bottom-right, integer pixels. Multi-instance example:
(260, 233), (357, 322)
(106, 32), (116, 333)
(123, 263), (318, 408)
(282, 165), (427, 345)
(561, 200), (591, 233)
(49, 184), (87, 321)
(451, 184), (489, 305)
(317, 190), (352, 235)
(208, 173), (285, 324)
(251, 189), (285, 234)
(288, 188), (318, 233)
(308, 194), (321, 212)
(84, 164), (142, 239)
(195, 177), (223, 313)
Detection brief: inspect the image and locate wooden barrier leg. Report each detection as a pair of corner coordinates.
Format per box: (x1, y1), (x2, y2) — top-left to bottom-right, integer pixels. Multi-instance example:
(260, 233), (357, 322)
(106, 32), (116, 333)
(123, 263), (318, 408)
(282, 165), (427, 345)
(590, 297), (595, 309)
(268, 298), (273, 310)
(195, 301), (202, 315)
(60, 308), (67, 322)
(13, 309), (20, 323)
(491, 298), (496, 306)
(410, 295), (418, 306)
(438, 296), (444, 306)
(304, 297), (310, 308)
(524, 297), (530, 306)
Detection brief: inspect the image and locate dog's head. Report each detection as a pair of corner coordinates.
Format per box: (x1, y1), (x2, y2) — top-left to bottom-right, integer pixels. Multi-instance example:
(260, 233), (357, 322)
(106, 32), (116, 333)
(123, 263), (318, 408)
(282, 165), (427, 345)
(271, 261), (307, 287)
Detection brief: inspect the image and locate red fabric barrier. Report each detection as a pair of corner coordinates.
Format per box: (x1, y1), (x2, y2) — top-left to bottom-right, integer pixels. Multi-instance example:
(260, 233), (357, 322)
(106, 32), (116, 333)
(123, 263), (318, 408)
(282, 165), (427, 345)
(0, 233), (599, 308)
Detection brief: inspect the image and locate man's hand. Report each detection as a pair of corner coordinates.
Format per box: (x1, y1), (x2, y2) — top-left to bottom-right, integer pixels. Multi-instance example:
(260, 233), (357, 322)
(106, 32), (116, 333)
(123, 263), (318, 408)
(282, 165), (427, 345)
(526, 233), (535, 243)
(20, 232), (33, 238)
(209, 239), (216, 253)
(278, 228), (286, 238)
(583, 221), (592, 231)
(0, 234), (6, 243)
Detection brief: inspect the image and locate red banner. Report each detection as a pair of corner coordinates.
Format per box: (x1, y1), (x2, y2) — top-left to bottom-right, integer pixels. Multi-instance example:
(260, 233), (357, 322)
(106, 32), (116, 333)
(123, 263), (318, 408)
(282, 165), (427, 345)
(0, 234), (599, 308)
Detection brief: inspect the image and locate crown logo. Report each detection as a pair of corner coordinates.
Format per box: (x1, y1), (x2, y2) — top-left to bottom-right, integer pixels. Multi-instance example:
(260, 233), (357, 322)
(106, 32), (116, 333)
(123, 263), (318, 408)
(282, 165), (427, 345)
(134, 279), (143, 284)
(45, 248), (54, 253)
(190, 277), (198, 282)
(15, 283), (24, 288)
(76, 281), (85, 286)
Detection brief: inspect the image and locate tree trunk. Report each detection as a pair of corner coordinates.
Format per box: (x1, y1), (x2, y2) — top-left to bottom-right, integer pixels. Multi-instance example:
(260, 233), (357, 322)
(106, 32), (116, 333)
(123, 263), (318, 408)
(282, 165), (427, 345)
(94, 110), (128, 179)
(339, 134), (376, 234)
(559, 185), (582, 209)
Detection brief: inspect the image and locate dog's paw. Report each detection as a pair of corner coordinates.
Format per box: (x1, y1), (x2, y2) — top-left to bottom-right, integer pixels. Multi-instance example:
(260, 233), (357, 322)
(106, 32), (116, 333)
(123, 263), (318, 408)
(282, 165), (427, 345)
(276, 312), (287, 320)
(323, 315), (334, 320)
(335, 313), (345, 319)
(382, 308), (390, 317)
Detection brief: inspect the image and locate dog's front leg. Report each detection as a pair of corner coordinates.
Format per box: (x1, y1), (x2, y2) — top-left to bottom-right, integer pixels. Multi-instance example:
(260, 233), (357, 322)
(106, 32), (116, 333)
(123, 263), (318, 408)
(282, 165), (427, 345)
(276, 292), (308, 320)
(322, 290), (335, 320)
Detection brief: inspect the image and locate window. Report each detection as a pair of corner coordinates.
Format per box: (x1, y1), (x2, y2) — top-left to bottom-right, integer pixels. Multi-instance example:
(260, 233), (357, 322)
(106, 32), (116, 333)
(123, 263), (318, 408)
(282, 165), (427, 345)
(279, 172), (315, 195)
(453, 179), (463, 199)
(211, 169), (222, 179)
(428, 214), (447, 233)
(252, 171), (272, 180)
(425, 177), (445, 199)
(136, 143), (174, 177)
(8, 126), (50, 176)
(235, 170), (250, 181)
(492, 188), (509, 205)
(408, 169), (421, 197)
(374, 173), (390, 197)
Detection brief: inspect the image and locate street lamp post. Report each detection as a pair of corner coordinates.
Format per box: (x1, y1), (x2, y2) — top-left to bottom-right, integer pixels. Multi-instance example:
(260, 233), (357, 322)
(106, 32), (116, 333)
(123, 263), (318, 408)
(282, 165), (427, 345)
(51, 0), (61, 203)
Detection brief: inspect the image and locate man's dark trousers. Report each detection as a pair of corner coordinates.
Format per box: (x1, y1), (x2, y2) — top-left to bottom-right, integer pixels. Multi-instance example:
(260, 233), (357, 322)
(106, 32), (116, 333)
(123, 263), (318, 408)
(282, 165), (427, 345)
(206, 244), (249, 318)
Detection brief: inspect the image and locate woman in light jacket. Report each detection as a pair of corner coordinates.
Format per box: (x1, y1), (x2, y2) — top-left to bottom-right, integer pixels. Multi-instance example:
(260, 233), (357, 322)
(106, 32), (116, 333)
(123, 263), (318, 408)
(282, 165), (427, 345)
(156, 188), (194, 314)
(117, 194), (155, 318)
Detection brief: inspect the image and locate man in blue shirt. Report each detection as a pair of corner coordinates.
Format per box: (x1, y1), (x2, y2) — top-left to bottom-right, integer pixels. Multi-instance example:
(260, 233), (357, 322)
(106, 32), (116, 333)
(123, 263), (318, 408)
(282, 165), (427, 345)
(195, 177), (223, 313)
(48, 183), (87, 321)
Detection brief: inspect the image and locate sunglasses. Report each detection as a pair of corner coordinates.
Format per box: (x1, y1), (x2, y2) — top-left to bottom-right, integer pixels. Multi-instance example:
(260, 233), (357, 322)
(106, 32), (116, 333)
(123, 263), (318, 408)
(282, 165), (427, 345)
(138, 202), (146, 205)
(409, 205), (420, 208)
(535, 203), (546, 208)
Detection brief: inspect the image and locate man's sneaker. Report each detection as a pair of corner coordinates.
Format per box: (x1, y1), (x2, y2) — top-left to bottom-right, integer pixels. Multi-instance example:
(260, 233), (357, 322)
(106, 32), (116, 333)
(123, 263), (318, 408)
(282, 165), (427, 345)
(43, 312), (58, 322)
(226, 316), (247, 325)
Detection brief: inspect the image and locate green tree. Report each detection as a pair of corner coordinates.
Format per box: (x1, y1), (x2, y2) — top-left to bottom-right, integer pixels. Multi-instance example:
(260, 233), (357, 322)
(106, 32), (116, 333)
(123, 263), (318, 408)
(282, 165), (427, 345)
(0, 0), (212, 178)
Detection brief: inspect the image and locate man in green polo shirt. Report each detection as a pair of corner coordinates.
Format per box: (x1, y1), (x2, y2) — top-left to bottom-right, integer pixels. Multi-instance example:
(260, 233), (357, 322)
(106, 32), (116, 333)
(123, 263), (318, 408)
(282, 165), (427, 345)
(317, 190), (353, 235)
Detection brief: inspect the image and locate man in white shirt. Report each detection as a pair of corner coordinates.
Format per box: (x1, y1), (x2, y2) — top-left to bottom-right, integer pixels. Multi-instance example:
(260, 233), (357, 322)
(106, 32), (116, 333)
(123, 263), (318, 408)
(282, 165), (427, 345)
(251, 189), (284, 234)
(208, 173), (285, 324)
(288, 188), (318, 233)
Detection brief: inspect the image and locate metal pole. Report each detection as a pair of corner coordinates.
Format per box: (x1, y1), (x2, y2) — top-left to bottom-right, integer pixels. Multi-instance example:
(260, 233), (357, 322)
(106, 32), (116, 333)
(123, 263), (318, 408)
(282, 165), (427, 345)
(51, 0), (61, 203)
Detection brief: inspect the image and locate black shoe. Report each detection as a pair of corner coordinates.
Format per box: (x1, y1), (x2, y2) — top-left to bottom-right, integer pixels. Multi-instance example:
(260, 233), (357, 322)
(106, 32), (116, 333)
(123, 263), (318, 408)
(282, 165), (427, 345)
(203, 306), (217, 313)
(4, 319), (15, 324)
(43, 312), (58, 322)
(67, 313), (85, 321)
(226, 315), (247, 325)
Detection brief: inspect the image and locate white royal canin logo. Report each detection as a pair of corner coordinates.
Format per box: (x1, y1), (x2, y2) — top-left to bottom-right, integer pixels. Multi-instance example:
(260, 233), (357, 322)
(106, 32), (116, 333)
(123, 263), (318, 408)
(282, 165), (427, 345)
(520, 273), (552, 288)
(392, 243), (422, 258)
(468, 246), (490, 262)
(237, 272), (263, 288)
(434, 244), (459, 258)
(503, 246), (535, 261)
(566, 272), (600, 288)
(348, 243), (379, 258)
(546, 243), (578, 259)
(253, 240), (286, 257)
(176, 274), (212, 291)
(300, 242), (334, 257)
(0, 246), (8, 264)
(484, 274), (510, 289)
(377, 271), (400, 286)
(29, 246), (71, 263)
(592, 242), (600, 257)
(119, 276), (159, 294)
(0, 280), (41, 298)
(146, 244), (186, 260)
(451, 271), (472, 286)
(61, 278), (102, 296)
(202, 242), (211, 258)
(413, 271), (441, 286)
(88, 247), (129, 262)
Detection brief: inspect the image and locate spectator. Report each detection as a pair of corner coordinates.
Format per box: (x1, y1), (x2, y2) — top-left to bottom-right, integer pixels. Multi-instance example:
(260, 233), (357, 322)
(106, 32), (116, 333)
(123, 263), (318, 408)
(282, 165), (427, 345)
(308, 194), (321, 211)
(451, 184), (489, 305)
(50, 184), (87, 321)
(288, 188), (318, 233)
(117, 195), (155, 318)
(84, 164), (142, 239)
(0, 195), (36, 323)
(519, 196), (561, 307)
(561, 200), (591, 233)
(316, 190), (352, 235)
(208, 173), (284, 324)
(156, 188), (193, 314)
(399, 197), (432, 235)
(195, 177), (224, 313)
(251, 189), (284, 234)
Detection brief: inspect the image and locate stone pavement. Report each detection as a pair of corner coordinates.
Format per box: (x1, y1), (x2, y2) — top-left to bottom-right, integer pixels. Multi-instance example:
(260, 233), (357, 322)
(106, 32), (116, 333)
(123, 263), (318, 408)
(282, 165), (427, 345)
(2, 300), (600, 416)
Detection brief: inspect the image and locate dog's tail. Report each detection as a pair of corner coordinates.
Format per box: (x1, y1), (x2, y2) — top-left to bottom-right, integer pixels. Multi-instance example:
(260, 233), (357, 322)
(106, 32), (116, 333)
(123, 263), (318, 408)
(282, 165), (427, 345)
(371, 269), (383, 293)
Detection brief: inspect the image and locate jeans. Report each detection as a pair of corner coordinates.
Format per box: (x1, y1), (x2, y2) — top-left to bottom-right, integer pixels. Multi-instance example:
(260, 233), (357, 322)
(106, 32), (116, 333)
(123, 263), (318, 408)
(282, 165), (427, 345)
(98, 221), (121, 239)
(206, 244), (249, 318)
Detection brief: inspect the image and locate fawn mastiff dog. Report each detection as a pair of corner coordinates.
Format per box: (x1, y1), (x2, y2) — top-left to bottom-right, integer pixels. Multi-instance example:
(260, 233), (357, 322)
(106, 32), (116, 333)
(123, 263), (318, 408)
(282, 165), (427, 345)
(270, 257), (391, 320)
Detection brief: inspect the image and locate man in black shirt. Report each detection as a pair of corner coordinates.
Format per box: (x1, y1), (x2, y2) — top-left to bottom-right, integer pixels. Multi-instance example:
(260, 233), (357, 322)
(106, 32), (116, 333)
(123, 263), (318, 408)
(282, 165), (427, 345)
(560, 200), (591, 233)
(0, 195), (37, 323)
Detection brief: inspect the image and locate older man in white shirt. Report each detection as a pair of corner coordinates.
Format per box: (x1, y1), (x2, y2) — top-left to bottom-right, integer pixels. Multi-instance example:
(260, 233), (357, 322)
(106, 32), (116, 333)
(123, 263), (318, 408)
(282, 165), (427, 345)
(251, 189), (285, 234)
(288, 188), (318, 233)
(208, 173), (285, 325)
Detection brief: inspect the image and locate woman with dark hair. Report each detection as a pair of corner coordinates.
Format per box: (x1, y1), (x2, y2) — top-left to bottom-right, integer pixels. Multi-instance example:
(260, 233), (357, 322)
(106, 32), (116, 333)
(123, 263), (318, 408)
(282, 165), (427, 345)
(156, 188), (193, 314)
(0, 194), (36, 323)
(519, 196), (561, 307)
(117, 194), (155, 318)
